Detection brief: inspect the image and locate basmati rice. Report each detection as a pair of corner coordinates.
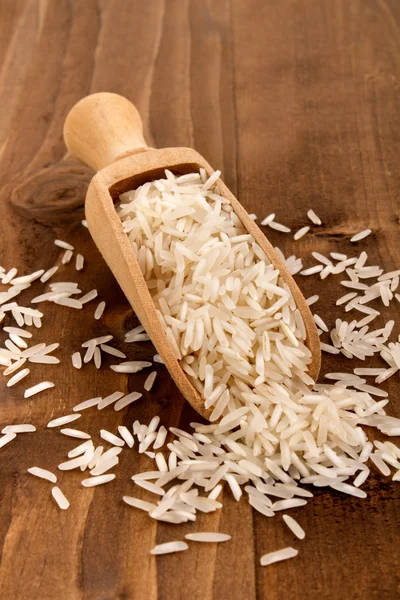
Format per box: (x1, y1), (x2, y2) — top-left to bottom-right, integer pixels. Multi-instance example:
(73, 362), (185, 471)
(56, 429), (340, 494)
(47, 414), (81, 428)
(100, 344), (126, 359)
(62, 250), (73, 264)
(68, 440), (93, 458)
(40, 266), (58, 283)
(3, 357), (27, 375)
(110, 361), (152, 374)
(54, 239), (74, 250)
(260, 547), (298, 566)
(94, 347), (101, 369)
(100, 429), (125, 446)
(29, 354), (59, 364)
(118, 426), (134, 448)
(28, 467), (57, 483)
(350, 229), (371, 242)
(98, 391), (124, 410)
(7, 367), (30, 387)
(72, 352), (82, 369)
(306, 295), (319, 306)
(2, 424), (36, 434)
(58, 455), (92, 471)
(24, 381), (54, 398)
(0, 433), (16, 449)
(294, 226), (310, 241)
(114, 392), (142, 411)
(60, 428), (91, 440)
(301, 265), (324, 276)
(261, 213), (275, 226)
(73, 397), (101, 411)
(150, 542), (188, 555)
(307, 209), (322, 225)
(90, 455), (119, 476)
(80, 289), (98, 304)
(123, 496), (156, 512)
(282, 515), (305, 539)
(185, 532), (231, 542)
(94, 301), (106, 320)
(51, 486), (70, 509)
(9, 333), (28, 348)
(81, 474), (116, 487)
(268, 221), (291, 233)
(76, 254), (84, 271)
(144, 371), (157, 391)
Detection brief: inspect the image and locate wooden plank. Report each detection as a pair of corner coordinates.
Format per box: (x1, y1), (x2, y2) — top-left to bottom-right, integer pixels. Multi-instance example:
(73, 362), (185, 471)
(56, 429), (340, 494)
(0, 1), (399, 599)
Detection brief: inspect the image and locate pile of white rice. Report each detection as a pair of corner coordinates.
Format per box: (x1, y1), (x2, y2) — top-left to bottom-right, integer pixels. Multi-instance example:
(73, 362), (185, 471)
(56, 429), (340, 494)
(117, 170), (399, 489)
(0, 167), (399, 563)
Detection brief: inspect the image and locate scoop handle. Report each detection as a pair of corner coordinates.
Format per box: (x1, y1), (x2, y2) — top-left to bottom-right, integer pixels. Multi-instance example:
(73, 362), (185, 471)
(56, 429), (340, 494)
(63, 92), (148, 171)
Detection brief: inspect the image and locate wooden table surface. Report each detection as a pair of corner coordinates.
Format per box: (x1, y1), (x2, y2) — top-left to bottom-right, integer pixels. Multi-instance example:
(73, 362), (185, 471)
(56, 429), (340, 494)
(1, 1), (399, 598)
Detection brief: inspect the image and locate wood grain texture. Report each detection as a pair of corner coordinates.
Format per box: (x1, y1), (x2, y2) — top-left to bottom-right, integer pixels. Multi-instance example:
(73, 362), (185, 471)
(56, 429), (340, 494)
(0, 1), (399, 599)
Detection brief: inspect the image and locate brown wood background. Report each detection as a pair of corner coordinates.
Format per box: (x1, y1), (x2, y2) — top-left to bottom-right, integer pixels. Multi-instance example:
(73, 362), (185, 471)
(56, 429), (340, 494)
(0, 1), (399, 598)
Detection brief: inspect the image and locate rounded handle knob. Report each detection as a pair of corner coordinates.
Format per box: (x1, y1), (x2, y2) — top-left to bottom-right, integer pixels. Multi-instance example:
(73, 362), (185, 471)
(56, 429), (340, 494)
(63, 92), (148, 171)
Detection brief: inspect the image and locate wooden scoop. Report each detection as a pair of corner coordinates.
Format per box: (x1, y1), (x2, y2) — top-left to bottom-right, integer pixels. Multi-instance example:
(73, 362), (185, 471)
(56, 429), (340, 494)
(64, 93), (321, 419)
